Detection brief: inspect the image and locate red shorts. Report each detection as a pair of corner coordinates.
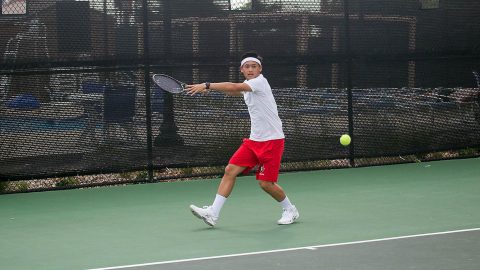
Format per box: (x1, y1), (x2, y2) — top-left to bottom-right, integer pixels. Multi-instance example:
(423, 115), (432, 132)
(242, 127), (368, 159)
(229, 138), (285, 182)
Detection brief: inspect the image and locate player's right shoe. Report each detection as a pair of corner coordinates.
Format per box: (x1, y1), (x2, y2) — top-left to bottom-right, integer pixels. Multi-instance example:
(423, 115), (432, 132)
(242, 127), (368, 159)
(189, 205), (218, 227)
(277, 205), (299, 225)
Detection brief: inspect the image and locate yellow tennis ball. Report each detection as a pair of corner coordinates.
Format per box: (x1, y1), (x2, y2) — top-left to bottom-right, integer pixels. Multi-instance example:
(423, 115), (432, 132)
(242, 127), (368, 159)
(340, 134), (351, 146)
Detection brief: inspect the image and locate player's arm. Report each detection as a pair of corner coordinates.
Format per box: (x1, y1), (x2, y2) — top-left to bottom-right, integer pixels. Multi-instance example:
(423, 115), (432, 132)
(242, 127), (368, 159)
(223, 90), (244, 97)
(186, 82), (251, 96)
(212, 82), (251, 97)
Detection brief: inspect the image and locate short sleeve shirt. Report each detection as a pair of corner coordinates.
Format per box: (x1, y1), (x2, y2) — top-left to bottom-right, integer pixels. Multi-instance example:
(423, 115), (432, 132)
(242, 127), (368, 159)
(243, 74), (284, 141)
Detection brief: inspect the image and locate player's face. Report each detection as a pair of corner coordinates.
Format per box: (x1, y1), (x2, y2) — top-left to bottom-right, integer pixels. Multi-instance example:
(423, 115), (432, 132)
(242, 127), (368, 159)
(241, 61), (262, 80)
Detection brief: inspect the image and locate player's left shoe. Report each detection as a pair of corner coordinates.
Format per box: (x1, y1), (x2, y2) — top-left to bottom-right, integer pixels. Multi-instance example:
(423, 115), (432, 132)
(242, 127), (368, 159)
(277, 205), (299, 225)
(190, 205), (218, 227)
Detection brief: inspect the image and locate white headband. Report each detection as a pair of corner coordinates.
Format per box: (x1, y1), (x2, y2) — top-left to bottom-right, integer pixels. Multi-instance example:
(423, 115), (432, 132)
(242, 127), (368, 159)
(240, 57), (262, 67)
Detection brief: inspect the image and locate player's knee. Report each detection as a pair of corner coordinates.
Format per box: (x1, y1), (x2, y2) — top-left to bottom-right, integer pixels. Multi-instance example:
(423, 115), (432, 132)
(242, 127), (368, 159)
(224, 164), (239, 177)
(258, 180), (273, 191)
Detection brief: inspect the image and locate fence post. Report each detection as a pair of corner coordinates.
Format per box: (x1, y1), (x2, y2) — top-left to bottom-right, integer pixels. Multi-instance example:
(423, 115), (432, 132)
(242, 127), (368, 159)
(142, 0), (154, 182)
(343, 0), (355, 166)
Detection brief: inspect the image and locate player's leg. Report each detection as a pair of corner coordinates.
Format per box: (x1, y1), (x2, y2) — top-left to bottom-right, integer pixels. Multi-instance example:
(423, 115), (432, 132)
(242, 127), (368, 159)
(195, 164), (246, 225)
(257, 180), (298, 224)
(190, 140), (255, 226)
(215, 140), (256, 211)
(190, 165), (244, 227)
(258, 180), (286, 202)
(217, 164), (246, 197)
(256, 139), (299, 225)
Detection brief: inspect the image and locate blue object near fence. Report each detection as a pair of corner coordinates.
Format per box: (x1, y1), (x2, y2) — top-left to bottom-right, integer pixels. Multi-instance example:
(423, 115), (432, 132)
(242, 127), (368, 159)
(6, 94), (40, 109)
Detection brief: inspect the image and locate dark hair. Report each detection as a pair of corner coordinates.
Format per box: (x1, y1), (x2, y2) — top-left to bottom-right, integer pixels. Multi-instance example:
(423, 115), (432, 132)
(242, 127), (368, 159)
(241, 51), (263, 64)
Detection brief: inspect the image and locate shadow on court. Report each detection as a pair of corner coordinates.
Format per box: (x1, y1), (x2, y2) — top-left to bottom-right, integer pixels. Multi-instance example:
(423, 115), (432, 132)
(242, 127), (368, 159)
(99, 230), (480, 270)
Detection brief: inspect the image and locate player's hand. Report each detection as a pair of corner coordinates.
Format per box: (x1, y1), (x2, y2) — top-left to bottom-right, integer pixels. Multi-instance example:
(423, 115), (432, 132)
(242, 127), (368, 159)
(186, 84), (209, 96)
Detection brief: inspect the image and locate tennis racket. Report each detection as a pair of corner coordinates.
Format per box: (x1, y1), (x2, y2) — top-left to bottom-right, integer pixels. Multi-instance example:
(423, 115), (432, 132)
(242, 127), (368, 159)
(152, 74), (187, 94)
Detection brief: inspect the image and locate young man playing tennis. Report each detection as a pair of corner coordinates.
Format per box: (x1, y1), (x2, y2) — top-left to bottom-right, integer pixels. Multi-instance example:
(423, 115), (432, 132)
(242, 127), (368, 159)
(186, 51), (299, 227)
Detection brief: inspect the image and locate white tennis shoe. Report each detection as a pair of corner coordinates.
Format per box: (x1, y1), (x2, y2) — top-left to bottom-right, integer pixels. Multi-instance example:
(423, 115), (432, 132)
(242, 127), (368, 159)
(189, 205), (218, 227)
(277, 205), (299, 225)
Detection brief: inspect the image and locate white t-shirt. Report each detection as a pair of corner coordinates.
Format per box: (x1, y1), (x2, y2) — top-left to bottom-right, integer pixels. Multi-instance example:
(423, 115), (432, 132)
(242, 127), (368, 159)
(243, 74), (284, 141)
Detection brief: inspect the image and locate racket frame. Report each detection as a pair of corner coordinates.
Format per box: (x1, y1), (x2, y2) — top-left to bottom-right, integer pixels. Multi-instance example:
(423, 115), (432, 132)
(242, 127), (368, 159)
(152, 74), (187, 94)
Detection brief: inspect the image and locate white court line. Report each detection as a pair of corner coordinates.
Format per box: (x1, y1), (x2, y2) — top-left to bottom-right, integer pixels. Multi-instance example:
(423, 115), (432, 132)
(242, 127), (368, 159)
(87, 227), (480, 270)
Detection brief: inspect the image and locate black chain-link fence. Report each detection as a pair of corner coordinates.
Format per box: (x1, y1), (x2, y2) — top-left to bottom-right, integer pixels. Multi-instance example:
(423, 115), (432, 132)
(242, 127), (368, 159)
(1, 0), (479, 186)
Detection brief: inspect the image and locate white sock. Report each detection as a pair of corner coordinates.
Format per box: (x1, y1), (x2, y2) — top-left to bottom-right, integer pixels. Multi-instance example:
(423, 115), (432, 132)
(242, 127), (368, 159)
(280, 196), (294, 209)
(211, 194), (227, 217)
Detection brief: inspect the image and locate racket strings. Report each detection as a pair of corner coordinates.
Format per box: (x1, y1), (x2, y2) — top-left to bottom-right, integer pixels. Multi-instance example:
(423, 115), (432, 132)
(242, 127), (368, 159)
(153, 75), (185, 93)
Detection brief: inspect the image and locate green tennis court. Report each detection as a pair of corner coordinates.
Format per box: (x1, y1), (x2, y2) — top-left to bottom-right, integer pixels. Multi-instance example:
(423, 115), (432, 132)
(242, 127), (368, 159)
(1, 157), (479, 270)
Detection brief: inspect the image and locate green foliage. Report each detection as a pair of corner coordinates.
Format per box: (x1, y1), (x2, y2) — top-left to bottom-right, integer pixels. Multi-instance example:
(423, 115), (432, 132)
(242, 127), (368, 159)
(0, 181), (9, 193)
(181, 167), (194, 176)
(15, 182), (29, 192)
(458, 147), (479, 157)
(119, 171), (136, 180)
(56, 177), (79, 187)
(135, 170), (149, 181)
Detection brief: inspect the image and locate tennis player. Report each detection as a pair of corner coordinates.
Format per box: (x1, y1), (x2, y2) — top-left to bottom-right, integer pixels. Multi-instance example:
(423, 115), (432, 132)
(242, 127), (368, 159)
(186, 51), (299, 227)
